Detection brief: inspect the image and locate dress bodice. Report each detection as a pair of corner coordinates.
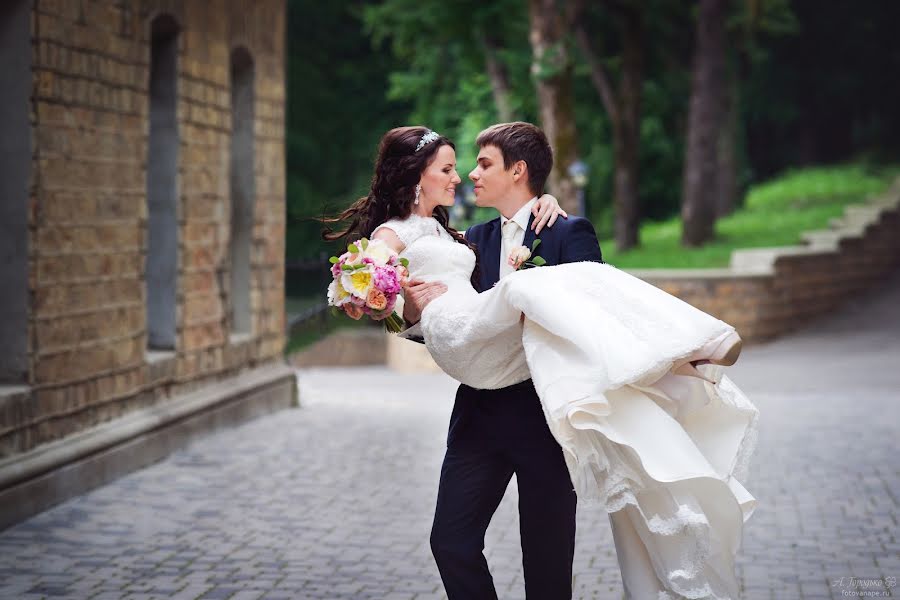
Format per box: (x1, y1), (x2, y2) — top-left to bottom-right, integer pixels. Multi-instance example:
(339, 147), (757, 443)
(373, 213), (531, 388)
(372, 214), (476, 290)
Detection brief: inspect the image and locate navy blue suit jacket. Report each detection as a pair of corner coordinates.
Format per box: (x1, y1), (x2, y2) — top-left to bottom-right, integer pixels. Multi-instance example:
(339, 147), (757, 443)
(465, 213), (604, 292)
(444, 212), (603, 445)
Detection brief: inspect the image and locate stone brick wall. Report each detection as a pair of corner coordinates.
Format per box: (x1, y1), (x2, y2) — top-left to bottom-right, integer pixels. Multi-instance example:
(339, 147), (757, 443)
(0, 0), (286, 458)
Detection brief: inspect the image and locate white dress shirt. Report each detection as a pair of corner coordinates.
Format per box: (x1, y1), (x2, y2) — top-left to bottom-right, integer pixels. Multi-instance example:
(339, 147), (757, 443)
(499, 197), (537, 279)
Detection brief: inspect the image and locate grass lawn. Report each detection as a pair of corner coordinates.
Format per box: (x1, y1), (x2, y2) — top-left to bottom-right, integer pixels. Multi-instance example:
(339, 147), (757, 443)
(600, 164), (898, 269)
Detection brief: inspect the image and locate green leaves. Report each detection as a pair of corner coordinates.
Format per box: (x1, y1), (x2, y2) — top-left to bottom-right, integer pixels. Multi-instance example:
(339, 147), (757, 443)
(530, 256), (547, 267)
(339, 262), (368, 272)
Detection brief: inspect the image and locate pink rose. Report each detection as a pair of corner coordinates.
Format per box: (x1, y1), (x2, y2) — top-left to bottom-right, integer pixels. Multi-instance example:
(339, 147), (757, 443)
(373, 266), (401, 295)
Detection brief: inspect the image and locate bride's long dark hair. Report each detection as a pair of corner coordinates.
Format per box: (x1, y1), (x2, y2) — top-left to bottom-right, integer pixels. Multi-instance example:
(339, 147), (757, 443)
(322, 126), (480, 286)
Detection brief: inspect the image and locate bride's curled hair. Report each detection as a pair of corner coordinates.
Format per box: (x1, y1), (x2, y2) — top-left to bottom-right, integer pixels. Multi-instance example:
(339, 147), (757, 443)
(322, 126), (479, 284)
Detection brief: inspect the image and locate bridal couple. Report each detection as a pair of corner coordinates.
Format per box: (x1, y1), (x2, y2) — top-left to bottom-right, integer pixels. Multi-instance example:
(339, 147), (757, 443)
(324, 122), (759, 599)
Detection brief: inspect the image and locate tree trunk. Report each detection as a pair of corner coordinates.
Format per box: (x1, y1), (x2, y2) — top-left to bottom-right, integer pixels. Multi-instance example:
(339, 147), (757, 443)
(613, 132), (641, 250)
(481, 34), (514, 122)
(574, 3), (643, 250)
(716, 68), (739, 217)
(681, 0), (727, 246)
(615, 7), (643, 250)
(529, 0), (580, 215)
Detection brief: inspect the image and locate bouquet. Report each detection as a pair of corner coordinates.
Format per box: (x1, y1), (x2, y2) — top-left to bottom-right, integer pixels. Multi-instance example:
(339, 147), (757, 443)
(326, 237), (409, 332)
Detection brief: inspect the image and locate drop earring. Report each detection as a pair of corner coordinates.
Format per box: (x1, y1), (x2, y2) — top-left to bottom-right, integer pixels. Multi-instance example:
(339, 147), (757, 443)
(414, 183), (421, 205)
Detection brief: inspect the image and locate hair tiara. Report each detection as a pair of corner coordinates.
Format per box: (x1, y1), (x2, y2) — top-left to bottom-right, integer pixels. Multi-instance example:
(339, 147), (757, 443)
(415, 130), (440, 152)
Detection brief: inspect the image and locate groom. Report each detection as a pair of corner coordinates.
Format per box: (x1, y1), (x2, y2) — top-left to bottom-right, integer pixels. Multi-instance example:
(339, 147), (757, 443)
(403, 121), (604, 599)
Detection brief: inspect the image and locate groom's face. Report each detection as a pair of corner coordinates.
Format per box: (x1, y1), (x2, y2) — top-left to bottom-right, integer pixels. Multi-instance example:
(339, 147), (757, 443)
(469, 145), (514, 208)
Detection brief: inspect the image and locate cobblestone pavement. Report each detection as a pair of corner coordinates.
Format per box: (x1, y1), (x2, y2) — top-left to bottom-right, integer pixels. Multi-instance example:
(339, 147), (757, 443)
(1, 274), (899, 600)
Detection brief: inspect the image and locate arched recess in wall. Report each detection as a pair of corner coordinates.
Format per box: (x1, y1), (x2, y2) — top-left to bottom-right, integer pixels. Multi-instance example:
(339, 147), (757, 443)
(145, 14), (180, 350)
(0, 0), (31, 384)
(229, 47), (255, 335)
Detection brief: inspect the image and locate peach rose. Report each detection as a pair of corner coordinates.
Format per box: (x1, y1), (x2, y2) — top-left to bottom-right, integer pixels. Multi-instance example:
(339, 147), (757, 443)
(366, 288), (388, 311)
(343, 303), (364, 320)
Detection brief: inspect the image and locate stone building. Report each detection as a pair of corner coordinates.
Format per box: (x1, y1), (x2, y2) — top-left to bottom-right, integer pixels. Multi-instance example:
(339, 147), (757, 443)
(0, 0), (294, 528)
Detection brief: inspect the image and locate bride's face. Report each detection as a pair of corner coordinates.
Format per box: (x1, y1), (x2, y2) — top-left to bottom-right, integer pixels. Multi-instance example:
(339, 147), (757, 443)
(419, 144), (461, 211)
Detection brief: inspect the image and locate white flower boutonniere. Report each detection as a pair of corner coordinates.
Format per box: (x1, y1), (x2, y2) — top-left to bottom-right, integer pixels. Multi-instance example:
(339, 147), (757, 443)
(508, 239), (547, 270)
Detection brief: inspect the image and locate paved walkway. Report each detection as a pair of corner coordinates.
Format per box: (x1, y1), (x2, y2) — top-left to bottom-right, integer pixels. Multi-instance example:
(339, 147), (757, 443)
(2, 274), (899, 600)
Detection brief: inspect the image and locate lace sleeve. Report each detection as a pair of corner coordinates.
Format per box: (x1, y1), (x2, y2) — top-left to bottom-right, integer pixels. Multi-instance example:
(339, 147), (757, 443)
(371, 223), (406, 249)
(371, 216), (436, 249)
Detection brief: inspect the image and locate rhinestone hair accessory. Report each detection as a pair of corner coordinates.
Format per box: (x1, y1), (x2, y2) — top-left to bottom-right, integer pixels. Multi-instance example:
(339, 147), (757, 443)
(415, 130), (440, 152)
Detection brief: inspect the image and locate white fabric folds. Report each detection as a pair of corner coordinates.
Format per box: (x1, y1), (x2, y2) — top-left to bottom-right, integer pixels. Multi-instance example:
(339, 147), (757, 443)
(376, 217), (759, 599)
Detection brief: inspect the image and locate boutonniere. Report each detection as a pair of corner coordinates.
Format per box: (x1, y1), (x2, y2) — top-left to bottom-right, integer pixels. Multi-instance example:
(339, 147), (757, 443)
(508, 239), (547, 270)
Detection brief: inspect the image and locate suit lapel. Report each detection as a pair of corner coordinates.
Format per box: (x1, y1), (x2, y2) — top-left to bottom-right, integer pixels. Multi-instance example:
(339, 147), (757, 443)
(522, 213), (542, 263)
(481, 218), (501, 290)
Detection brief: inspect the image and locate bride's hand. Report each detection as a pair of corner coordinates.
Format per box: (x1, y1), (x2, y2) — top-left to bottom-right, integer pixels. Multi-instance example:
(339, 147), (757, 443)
(532, 194), (569, 234)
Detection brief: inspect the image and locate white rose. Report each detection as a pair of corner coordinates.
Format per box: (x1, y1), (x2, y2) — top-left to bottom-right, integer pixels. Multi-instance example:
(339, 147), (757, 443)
(327, 279), (351, 306)
(507, 246), (531, 270)
(364, 238), (394, 264)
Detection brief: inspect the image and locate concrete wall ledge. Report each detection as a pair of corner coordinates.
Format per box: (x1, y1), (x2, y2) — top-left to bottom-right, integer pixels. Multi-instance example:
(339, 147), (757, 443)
(630, 185), (900, 342)
(289, 328), (387, 368)
(627, 267), (772, 279)
(0, 362), (297, 531)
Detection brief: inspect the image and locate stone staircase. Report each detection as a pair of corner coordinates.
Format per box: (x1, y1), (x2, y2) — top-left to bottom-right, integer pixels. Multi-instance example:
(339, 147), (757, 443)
(634, 179), (900, 341)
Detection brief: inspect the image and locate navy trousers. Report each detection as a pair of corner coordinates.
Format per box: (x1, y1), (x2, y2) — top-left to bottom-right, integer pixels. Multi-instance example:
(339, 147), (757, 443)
(430, 379), (577, 600)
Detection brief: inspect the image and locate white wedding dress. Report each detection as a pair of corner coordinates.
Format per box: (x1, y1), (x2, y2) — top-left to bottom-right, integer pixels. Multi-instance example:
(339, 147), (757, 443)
(375, 214), (759, 599)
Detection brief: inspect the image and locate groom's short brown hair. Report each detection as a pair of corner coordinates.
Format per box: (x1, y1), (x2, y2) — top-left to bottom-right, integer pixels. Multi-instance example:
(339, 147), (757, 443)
(476, 122), (553, 196)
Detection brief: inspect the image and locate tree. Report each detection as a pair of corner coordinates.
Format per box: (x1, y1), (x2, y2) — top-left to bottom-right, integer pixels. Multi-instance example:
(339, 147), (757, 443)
(573, 0), (645, 250)
(715, 0), (797, 217)
(481, 32), (515, 122)
(681, 0), (727, 246)
(285, 0), (409, 260)
(528, 0), (581, 214)
(364, 0), (534, 156)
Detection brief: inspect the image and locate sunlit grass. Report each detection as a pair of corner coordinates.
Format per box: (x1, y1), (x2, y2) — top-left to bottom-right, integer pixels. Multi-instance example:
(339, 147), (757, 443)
(601, 164), (898, 269)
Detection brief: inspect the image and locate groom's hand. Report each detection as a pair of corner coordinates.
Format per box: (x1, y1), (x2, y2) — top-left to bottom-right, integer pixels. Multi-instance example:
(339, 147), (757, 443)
(402, 279), (447, 325)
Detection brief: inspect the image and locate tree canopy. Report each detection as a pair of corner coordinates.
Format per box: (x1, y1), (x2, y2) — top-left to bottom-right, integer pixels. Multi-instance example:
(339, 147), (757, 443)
(286, 0), (900, 260)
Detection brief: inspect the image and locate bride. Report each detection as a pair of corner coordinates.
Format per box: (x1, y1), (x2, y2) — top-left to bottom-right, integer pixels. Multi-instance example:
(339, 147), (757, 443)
(325, 124), (758, 599)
